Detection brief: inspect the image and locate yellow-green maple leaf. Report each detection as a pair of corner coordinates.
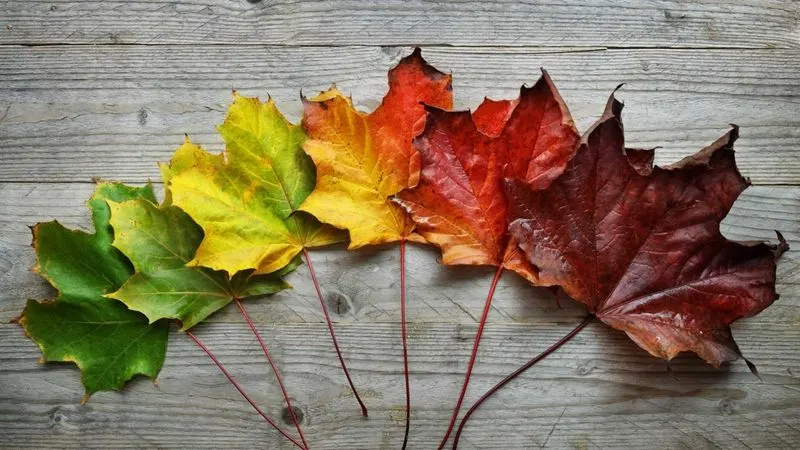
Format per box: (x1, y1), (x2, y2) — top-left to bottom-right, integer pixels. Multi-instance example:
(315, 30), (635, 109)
(106, 196), (298, 330)
(163, 93), (345, 275)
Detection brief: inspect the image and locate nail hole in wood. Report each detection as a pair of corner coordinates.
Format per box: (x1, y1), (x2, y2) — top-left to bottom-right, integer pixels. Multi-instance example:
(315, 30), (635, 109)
(138, 108), (148, 126)
(718, 398), (737, 415)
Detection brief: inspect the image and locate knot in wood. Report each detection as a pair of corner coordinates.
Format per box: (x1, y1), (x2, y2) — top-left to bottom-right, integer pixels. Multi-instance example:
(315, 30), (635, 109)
(281, 405), (304, 425)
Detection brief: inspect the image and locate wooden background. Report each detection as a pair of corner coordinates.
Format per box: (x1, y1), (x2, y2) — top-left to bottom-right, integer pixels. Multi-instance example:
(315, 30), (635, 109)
(1, 1), (798, 448)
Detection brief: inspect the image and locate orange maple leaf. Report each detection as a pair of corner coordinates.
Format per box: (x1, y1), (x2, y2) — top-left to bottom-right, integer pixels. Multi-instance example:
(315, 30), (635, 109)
(299, 48), (453, 247)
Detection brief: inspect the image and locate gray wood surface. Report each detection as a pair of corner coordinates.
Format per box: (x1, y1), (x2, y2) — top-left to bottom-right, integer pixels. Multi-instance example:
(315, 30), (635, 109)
(1, 46), (799, 184)
(1, 1), (797, 48)
(1, 1), (798, 449)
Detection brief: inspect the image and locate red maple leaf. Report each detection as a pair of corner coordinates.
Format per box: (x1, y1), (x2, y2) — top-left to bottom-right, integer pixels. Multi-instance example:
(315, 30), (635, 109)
(394, 70), (580, 448)
(505, 93), (787, 367)
(395, 70), (579, 282)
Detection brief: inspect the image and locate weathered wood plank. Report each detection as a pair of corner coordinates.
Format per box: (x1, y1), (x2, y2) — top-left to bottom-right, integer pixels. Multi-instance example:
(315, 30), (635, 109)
(1, 46), (798, 184)
(1, 182), (797, 325)
(1, 4), (799, 444)
(1, 320), (799, 449)
(0, 0), (797, 48)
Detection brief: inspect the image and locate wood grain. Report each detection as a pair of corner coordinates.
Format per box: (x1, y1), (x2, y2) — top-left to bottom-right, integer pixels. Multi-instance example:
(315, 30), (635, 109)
(0, 46), (798, 184)
(1, 1), (799, 447)
(0, 1), (797, 48)
(1, 182), (797, 448)
(2, 320), (800, 449)
(1, 183), (797, 325)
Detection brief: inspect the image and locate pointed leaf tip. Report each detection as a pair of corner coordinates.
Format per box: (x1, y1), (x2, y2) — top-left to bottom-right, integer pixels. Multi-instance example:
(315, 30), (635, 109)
(775, 230), (789, 258)
(744, 358), (762, 380)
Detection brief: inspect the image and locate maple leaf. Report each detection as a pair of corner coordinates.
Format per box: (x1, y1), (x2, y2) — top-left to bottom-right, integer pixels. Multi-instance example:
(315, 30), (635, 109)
(164, 93), (369, 416)
(394, 70), (580, 283)
(163, 93), (345, 276)
(393, 71), (580, 448)
(299, 48), (453, 247)
(298, 48), (454, 436)
(16, 183), (169, 399)
(505, 93), (787, 366)
(105, 196), (299, 330)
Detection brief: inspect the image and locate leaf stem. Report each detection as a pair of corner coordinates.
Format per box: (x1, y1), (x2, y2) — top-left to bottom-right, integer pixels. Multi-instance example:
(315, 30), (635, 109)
(400, 239), (411, 449)
(302, 248), (368, 417)
(234, 298), (310, 449)
(185, 330), (307, 450)
(438, 265), (504, 449)
(452, 315), (594, 449)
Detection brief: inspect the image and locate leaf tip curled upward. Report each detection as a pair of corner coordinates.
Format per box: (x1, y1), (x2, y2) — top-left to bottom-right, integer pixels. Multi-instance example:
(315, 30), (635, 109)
(774, 230), (789, 258)
(602, 90), (625, 122)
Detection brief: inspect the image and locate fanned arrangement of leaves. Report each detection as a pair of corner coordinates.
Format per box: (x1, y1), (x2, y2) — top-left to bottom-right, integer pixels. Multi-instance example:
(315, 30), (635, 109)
(16, 48), (787, 449)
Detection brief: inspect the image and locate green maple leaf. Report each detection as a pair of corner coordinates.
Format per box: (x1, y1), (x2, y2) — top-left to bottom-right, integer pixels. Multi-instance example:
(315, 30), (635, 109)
(16, 183), (169, 400)
(105, 196), (299, 330)
(162, 93), (346, 276)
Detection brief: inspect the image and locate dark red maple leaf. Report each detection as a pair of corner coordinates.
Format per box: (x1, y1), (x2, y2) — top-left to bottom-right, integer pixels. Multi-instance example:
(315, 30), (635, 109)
(505, 93), (787, 367)
(453, 89), (787, 450)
